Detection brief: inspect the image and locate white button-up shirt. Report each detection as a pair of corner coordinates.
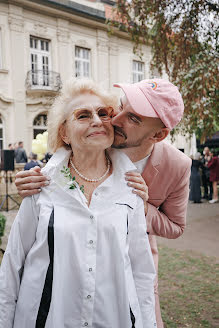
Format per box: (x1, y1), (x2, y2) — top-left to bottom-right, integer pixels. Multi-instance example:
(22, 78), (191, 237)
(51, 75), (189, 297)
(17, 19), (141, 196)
(0, 148), (156, 328)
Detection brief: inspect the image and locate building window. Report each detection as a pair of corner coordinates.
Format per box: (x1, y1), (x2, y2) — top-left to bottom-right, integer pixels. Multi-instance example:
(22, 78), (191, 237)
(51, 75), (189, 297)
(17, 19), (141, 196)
(132, 60), (144, 83)
(75, 46), (90, 78)
(30, 36), (51, 87)
(0, 116), (4, 150)
(33, 113), (47, 139)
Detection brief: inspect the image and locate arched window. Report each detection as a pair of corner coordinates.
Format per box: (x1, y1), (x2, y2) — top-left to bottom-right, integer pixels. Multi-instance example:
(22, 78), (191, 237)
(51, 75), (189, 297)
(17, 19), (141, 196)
(0, 115), (4, 149)
(33, 113), (47, 139)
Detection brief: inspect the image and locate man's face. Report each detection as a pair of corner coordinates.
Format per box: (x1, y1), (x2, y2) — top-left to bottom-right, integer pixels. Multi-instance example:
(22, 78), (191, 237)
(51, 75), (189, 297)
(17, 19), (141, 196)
(111, 95), (165, 149)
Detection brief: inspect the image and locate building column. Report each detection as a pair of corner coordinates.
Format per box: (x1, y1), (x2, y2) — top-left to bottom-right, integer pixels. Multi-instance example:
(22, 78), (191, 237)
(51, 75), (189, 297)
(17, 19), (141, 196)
(108, 38), (118, 90)
(57, 19), (72, 82)
(96, 30), (110, 89)
(8, 6), (27, 148)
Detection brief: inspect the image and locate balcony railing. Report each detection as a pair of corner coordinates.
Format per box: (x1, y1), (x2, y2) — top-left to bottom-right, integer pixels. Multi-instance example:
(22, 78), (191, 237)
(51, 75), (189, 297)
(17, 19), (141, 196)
(26, 70), (62, 92)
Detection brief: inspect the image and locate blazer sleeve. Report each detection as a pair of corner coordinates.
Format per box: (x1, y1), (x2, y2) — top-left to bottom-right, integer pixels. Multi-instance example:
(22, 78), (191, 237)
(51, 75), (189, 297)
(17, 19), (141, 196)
(146, 159), (191, 238)
(128, 197), (156, 328)
(0, 196), (39, 327)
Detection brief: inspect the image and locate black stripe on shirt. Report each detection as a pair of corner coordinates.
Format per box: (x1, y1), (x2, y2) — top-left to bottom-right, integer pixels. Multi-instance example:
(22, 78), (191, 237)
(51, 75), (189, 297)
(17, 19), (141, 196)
(35, 208), (54, 328)
(130, 306), (136, 327)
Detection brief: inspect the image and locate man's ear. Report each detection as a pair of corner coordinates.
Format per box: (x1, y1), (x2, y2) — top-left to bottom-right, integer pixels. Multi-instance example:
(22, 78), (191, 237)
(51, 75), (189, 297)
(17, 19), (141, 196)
(59, 123), (70, 145)
(152, 128), (169, 143)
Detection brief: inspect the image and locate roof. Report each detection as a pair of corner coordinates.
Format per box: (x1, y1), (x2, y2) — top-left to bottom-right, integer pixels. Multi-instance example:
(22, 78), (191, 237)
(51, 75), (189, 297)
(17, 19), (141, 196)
(30, 0), (109, 22)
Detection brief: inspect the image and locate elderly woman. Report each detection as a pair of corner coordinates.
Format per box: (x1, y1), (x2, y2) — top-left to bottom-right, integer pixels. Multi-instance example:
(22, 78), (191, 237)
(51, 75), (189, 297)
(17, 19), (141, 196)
(0, 79), (156, 328)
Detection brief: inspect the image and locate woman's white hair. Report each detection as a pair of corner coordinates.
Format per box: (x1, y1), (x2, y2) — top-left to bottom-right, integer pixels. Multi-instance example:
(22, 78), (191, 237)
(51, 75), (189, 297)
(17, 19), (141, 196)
(47, 78), (118, 152)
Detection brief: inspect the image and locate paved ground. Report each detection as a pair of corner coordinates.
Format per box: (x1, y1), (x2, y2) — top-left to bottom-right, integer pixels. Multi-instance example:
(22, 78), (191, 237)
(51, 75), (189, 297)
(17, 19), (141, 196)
(157, 200), (219, 261)
(1, 200), (219, 261)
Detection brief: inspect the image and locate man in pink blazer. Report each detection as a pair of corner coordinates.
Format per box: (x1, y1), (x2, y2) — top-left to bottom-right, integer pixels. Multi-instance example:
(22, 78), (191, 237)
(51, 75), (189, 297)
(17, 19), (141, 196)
(15, 79), (191, 327)
(111, 79), (191, 327)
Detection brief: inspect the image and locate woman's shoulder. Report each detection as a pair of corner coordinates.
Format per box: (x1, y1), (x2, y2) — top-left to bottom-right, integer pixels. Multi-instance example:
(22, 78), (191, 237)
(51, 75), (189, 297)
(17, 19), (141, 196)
(41, 147), (71, 178)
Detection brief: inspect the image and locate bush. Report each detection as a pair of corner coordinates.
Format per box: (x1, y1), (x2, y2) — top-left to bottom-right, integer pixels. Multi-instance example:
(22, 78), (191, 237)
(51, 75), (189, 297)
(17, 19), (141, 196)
(0, 213), (6, 246)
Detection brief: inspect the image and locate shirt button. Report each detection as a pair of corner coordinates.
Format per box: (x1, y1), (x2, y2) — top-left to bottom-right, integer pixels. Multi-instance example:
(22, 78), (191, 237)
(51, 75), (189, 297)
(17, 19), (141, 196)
(87, 295), (91, 299)
(89, 240), (93, 244)
(89, 268), (92, 272)
(90, 215), (94, 220)
(94, 192), (98, 196)
(83, 323), (88, 327)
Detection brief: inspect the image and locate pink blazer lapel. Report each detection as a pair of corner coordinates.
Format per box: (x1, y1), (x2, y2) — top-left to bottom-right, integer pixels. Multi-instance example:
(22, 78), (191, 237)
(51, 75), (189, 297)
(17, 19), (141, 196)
(142, 142), (164, 188)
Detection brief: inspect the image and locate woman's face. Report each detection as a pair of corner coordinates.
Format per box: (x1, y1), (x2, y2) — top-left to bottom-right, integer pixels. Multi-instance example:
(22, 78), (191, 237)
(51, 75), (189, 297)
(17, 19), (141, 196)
(61, 92), (114, 152)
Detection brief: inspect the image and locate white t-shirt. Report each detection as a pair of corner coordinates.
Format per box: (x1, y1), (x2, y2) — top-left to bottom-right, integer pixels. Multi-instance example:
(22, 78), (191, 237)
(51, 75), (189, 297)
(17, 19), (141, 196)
(134, 154), (151, 174)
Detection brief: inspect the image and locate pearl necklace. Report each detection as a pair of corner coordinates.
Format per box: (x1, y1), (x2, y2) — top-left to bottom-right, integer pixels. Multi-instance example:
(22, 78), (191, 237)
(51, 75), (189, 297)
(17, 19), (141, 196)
(69, 157), (110, 182)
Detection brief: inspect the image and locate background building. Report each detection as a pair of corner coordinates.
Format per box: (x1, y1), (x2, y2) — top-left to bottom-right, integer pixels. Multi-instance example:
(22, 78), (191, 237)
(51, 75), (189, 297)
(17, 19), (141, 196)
(0, 0), (196, 155)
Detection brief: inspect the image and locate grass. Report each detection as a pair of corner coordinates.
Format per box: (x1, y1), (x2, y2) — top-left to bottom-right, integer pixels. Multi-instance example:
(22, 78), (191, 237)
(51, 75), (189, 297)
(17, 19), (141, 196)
(158, 246), (219, 328)
(0, 246), (218, 327)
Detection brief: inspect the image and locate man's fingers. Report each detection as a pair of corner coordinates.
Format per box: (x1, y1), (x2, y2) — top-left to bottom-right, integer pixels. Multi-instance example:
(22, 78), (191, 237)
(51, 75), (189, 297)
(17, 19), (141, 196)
(15, 169), (44, 179)
(125, 172), (148, 187)
(15, 175), (48, 187)
(126, 177), (148, 192)
(127, 182), (146, 191)
(30, 166), (42, 172)
(19, 189), (42, 198)
(126, 176), (147, 185)
(132, 189), (149, 202)
(17, 181), (48, 191)
(125, 171), (141, 177)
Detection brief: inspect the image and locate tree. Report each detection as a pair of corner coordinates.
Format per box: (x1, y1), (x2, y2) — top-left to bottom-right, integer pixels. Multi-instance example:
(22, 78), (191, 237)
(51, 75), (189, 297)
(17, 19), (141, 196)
(109, 0), (219, 142)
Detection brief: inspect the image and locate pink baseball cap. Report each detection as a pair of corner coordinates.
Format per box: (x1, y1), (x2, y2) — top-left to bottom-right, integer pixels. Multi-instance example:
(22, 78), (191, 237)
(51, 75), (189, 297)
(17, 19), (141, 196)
(114, 79), (184, 130)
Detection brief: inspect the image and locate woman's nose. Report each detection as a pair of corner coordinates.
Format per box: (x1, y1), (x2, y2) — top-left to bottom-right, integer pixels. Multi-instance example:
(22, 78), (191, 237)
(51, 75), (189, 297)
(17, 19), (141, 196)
(90, 113), (103, 126)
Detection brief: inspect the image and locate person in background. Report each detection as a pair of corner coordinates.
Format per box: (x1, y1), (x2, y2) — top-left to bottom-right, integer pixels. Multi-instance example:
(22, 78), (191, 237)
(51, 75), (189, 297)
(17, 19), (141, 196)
(189, 152), (203, 203)
(8, 143), (14, 150)
(15, 141), (27, 164)
(201, 147), (213, 200)
(208, 151), (219, 204)
(42, 152), (53, 163)
(24, 153), (43, 171)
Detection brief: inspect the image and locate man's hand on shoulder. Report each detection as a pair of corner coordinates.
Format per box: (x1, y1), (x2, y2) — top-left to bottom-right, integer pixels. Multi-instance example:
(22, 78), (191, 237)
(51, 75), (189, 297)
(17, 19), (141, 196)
(125, 171), (149, 215)
(15, 166), (50, 198)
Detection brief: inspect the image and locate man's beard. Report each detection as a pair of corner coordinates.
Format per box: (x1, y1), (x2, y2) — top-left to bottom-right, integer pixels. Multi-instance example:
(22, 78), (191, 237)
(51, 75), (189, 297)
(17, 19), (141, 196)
(112, 126), (145, 149)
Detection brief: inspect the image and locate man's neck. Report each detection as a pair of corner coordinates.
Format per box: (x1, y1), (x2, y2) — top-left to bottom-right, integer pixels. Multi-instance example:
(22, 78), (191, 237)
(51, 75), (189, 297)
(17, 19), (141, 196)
(122, 144), (154, 162)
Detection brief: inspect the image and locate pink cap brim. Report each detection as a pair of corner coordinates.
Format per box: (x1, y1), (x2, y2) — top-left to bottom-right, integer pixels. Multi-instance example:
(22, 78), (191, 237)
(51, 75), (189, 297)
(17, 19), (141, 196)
(114, 83), (158, 118)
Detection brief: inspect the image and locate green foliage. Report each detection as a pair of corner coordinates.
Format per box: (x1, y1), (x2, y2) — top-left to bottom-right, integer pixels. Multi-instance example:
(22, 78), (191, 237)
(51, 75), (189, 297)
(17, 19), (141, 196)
(0, 213), (6, 246)
(110, 0), (219, 142)
(60, 166), (84, 193)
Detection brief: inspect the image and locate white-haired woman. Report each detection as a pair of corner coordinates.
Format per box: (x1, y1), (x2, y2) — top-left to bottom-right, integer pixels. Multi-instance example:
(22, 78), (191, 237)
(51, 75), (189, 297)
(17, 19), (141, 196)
(0, 79), (156, 328)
